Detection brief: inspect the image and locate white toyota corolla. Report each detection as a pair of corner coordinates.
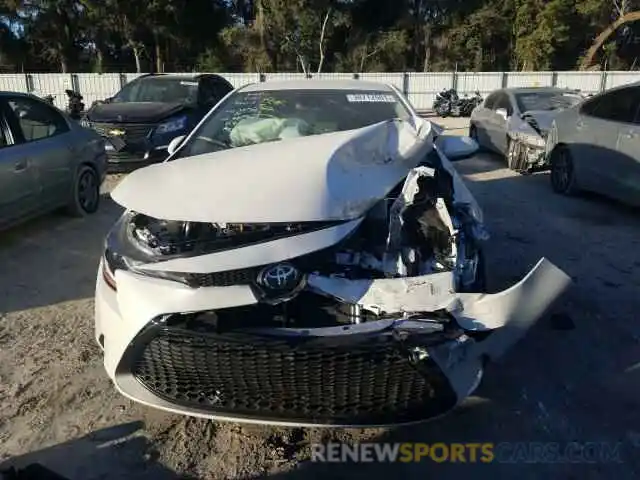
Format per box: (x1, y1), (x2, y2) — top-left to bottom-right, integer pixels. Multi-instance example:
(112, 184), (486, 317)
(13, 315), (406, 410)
(95, 80), (570, 427)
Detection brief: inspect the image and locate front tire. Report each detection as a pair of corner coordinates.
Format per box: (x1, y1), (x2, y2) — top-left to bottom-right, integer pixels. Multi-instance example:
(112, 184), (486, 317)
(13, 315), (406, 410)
(66, 164), (100, 217)
(550, 146), (578, 195)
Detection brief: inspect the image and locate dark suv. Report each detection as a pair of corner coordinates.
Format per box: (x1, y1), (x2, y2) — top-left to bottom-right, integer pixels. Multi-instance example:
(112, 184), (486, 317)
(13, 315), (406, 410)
(83, 73), (234, 172)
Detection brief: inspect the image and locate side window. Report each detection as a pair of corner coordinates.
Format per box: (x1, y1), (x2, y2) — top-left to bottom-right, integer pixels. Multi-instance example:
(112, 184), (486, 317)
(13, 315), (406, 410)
(494, 93), (513, 116)
(484, 93), (498, 109)
(7, 97), (69, 142)
(584, 87), (640, 123)
(579, 95), (601, 116)
(198, 78), (231, 107)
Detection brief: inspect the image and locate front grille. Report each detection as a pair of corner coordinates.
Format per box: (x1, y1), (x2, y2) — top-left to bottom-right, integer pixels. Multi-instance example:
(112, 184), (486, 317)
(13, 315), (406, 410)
(127, 326), (457, 425)
(187, 267), (258, 287)
(91, 122), (154, 141)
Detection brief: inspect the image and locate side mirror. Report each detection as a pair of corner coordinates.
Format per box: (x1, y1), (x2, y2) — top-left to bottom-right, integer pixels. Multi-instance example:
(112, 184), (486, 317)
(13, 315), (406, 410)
(496, 108), (508, 120)
(435, 135), (479, 161)
(167, 135), (186, 156)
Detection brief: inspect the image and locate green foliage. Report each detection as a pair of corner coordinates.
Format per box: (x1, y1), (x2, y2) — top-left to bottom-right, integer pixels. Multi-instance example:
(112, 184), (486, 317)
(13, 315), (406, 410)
(0, 0), (639, 72)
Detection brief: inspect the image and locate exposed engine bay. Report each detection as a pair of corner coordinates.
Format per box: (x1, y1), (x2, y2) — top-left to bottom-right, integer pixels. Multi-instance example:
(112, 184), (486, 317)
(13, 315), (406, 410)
(106, 145), (485, 331)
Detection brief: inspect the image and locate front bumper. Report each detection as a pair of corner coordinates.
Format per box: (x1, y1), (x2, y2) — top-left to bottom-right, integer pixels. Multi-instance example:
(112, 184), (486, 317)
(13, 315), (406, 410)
(95, 258), (570, 427)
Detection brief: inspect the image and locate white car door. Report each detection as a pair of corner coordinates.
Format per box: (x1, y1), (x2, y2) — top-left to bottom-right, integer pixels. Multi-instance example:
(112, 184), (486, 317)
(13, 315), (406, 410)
(486, 92), (513, 154)
(613, 87), (640, 204)
(574, 86), (640, 198)
(471, 92), (499, 149)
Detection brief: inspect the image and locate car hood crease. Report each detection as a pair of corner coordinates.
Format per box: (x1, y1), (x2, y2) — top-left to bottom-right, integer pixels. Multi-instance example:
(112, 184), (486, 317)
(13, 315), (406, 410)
(110, 119), (435, 223)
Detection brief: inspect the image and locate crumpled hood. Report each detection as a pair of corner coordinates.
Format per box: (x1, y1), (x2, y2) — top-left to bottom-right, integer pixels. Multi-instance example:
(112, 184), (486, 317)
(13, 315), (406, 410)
(111, 119), (435, 223)
(87, 101), (189, 123)
(520, 110), (559, 134)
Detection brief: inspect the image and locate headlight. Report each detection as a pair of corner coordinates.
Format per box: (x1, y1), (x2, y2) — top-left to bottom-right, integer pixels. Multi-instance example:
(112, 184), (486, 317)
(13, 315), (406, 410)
(103, 212), (340, 287)
(515, 132), (545, 148)
(155, 116), (187, 135)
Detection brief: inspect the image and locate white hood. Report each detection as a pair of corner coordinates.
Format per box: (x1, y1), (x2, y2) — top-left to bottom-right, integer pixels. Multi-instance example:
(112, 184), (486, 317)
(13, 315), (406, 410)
(110, 119), (434, 223)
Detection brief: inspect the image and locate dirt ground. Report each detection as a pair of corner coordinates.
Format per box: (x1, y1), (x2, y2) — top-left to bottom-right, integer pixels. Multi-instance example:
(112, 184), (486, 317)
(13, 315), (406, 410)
(1, 116), (639, 479)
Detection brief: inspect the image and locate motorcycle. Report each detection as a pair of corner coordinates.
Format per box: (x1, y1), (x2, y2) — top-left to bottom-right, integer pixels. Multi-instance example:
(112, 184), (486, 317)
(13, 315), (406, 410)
(64, 89), (85, 120)
(460, 90), (483, 117)
(433, 88), (483, 118)
(433, 88), (459, 117)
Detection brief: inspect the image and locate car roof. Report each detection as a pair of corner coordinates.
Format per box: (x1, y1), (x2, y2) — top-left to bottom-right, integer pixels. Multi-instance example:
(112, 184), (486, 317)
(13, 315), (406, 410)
(239, 79), (396, 92)
(0, 91), (40, 98)
(501, 87), (578, 95)
(135, 73), (227, 82)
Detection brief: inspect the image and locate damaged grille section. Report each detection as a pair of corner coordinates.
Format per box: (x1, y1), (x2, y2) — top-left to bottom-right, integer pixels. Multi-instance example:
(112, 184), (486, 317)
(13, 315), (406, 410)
(128, 324), (458, 425)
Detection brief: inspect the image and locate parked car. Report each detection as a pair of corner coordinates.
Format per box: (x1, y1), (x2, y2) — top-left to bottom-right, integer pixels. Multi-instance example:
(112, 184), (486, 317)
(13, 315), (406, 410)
(95, 80), (570, 427)
(469, 87), (584, 172)
(546, 81), (640, 206)
(0, 91), (106, 230)
(82, 73), (234, 172)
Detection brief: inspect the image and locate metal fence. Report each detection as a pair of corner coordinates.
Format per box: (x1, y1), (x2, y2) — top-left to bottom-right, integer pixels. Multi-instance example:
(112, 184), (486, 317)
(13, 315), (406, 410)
(1, 71), (638, 111)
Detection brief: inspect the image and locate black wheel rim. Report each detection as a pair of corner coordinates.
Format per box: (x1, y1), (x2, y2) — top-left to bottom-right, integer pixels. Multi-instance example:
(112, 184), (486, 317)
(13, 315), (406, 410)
(552, 150), (571, 191)
(78, 170), (98, 211)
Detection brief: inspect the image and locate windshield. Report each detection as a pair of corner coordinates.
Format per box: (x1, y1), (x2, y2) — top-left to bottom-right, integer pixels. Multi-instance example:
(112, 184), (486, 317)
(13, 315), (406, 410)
(515, 91), (583, 113)
(173, 88), (412, 158)
(113, 77), (199, 104)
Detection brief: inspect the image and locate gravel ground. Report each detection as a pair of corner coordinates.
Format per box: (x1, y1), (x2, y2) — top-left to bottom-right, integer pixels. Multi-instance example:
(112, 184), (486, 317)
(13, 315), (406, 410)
(1, 116), (639, 479)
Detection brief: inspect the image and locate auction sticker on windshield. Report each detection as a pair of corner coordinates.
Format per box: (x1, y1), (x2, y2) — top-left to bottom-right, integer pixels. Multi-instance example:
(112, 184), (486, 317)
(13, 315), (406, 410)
(346, 94), (396, 103)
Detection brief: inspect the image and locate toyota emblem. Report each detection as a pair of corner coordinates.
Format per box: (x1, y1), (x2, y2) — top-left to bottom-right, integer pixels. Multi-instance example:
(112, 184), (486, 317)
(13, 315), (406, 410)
(258, 263), (301, 291)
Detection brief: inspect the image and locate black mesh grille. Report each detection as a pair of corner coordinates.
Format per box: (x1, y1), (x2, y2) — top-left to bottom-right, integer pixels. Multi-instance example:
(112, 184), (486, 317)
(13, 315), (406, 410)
(186, 268), (258, 287)
(91, 122), (154, 141)
(128, 326), (457, 425)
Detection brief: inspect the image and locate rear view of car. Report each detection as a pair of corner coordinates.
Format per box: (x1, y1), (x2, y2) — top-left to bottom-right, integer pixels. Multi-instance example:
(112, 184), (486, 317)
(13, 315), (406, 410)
(83, 74), (233, 172)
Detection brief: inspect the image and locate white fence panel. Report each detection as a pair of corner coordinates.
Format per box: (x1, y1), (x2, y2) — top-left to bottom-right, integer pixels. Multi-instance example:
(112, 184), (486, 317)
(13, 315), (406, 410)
(605, 72), (640, 89)
(264, 73), (307, 82)
(506, 72), (554, 88)
(456, 72), (502, 95)
(407, 73), (452, 110)
(556, 71), (601, 93)
(125, 73), (145, 84)
(357, 72), (404, 89)
(313, 73), (355, 81)
(76, 73), (122, 105)
(31, 73), (73, 109)
(220, 73), (260, 88)
(0, 74), (27, 93)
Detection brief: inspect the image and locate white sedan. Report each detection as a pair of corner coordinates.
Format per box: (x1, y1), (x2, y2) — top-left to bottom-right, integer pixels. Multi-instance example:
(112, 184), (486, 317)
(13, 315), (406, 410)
(94, 80), (570, 427)
(469, 87), (584, 171)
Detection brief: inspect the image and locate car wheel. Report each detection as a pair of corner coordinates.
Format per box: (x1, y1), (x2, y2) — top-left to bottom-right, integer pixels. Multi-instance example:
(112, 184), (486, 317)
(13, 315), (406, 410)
(67, 164), (100, 217)
(550, 146), (578, 195)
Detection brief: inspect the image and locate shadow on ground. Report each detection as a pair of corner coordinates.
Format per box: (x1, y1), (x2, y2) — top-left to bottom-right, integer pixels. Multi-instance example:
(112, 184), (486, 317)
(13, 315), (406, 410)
(0, 421), (194, 480)
(0, 193), (122, 313)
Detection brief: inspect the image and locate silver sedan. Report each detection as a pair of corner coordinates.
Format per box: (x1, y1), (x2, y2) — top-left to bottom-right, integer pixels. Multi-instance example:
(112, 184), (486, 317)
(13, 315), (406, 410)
(469, 87), (583, 171)
(0, 92), (107, 230)
(546, 81), (640, 207)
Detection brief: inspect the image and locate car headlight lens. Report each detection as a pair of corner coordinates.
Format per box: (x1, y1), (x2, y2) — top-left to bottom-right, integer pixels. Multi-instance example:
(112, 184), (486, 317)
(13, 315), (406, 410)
(515, 132), (545, 148)
(155, 116), (187, 135)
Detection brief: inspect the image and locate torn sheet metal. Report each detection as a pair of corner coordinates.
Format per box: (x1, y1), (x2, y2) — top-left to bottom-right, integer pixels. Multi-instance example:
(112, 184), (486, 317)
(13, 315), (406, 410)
(307, 271), (458, 315)
(383, 166), (439, 276)
(110, 119), (435, 224)
(308, 257), (571, 333)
